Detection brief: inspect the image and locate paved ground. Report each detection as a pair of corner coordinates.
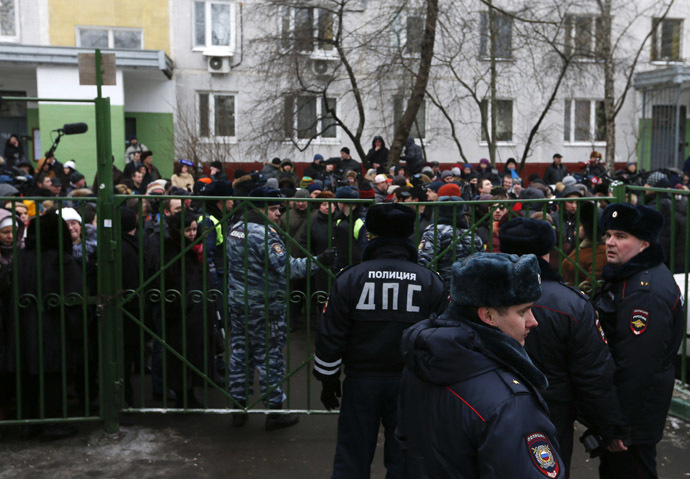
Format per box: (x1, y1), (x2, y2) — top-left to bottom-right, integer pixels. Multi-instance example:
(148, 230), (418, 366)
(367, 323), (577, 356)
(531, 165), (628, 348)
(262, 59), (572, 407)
(1, 329), (689, 478)
(1, 415), (689, 478)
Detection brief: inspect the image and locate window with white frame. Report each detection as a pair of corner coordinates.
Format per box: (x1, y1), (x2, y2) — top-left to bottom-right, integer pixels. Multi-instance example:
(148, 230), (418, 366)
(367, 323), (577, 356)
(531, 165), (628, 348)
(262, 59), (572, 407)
(199, 92), (236, 138)
(77, 27), (143, 49)
(284, 96), (337, 140)
(563, 15), (603, 59)
(0, 0), (18, 41)
(480, 99), (513, 142)
(563, 99), (606, 143)
(194, 0), (235, 52)
(392, 11), (424, 55)
(280, 7), (335, 54)
(651, 18), (682, 62)
(479, 11), (513, 59)
(393, 97), (426, 139)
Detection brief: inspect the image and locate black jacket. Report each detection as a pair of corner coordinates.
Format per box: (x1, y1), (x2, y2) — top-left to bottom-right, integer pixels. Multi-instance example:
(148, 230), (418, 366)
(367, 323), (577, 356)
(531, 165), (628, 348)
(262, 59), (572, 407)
(314, 238), (447, 379)
(365, 136), (389, 173)
(543, 162), (567, 185)
(401, 138), (424, 174)
(397, 305), (565, 479)
(525, 259), (622, 442)
(593, 243), (684, 445)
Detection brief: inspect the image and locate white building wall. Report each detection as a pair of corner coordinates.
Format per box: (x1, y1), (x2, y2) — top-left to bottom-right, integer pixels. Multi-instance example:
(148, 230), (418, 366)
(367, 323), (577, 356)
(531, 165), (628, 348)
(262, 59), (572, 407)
(170, 0), (690, 168)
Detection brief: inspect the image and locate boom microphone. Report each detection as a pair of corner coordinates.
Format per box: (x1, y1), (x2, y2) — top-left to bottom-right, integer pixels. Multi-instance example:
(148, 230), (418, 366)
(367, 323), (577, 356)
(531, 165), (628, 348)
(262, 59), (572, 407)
(61, 122), (89, 135)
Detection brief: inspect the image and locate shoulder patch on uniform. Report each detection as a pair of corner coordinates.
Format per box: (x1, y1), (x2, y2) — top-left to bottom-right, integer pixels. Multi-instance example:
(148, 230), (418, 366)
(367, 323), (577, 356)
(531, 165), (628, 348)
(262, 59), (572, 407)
(271, 242), (285, 255)
(595, 316), (608, 344)
(526, 432), (560, 478)
(495, 369), (529, 395)
(630, 309), (649, 335)
(418, 239), (425, 251)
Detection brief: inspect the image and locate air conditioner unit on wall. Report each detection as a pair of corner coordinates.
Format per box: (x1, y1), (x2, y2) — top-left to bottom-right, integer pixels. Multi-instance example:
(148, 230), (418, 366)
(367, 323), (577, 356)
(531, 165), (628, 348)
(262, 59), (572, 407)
(208, 56), (231, 74)
(311, 59), (335, 78)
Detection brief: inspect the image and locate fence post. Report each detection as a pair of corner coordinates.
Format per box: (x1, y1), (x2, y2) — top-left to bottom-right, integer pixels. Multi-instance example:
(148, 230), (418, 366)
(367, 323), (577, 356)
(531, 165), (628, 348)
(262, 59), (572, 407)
(610, 181), (626, 203)
(94, 49), (120, 434)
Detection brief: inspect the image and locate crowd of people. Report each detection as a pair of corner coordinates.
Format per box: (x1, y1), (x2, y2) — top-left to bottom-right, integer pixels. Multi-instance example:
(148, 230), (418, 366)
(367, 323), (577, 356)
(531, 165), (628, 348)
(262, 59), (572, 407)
(0, 134), (687, 478)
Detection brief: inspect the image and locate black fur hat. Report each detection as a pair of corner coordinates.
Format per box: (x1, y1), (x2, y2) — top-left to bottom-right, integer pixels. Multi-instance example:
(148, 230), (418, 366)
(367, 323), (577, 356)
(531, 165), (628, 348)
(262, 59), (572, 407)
(499, 217), (555, 257)
(450, 253), (542, 307)
(599, 203), (663, 243)
(366, 203), (415, 238)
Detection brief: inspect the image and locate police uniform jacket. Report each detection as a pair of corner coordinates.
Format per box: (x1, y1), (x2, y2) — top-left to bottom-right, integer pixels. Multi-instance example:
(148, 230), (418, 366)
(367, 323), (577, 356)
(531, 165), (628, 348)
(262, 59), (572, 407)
(397, 306), (565, 479)
(526, 258), (621, 440)
(226, 211), (313, 313)
(314, 238), (447, 379)
(593, 242), (684, 445)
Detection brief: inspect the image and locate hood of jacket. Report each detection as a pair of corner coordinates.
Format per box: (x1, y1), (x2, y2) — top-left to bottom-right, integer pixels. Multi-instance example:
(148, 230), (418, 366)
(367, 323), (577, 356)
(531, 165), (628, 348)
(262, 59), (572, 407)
(371, 135), (387, 149)
(405, 137), (415, 148)
(402, 303), (547, 389)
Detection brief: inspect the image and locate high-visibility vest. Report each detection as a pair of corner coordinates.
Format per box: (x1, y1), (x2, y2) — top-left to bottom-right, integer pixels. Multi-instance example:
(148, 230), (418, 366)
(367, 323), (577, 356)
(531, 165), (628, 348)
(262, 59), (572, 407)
(336, 217), (365, 240)
(199, 214), (224, 246)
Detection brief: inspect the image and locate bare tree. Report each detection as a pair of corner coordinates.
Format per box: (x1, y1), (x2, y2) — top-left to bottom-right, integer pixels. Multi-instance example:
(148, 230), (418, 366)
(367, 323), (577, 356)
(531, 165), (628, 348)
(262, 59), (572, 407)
(386, 0), (439, 166)
(594, 0), (675, 170)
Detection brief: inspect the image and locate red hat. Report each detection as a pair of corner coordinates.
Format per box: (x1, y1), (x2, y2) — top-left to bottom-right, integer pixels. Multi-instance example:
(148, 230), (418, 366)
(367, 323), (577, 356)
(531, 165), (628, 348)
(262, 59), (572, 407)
(438, 183), (462, 197)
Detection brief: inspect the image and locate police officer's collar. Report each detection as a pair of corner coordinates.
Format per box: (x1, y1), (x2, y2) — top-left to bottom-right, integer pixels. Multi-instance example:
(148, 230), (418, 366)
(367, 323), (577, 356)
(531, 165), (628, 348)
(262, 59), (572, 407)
(361, 237), (417, 263)
(602, 242), (664, 282)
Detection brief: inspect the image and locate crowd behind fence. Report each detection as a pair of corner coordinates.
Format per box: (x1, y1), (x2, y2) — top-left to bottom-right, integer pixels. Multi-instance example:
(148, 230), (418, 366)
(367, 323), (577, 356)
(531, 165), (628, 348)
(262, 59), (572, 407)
(0, 183), (688, 430)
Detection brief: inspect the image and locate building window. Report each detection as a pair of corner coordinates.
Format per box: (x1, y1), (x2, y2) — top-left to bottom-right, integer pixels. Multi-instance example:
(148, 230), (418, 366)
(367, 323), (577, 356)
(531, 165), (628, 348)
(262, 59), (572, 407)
(480, 99), (513, 142)
(284, 96), (337, 140)
(199, 92), (236, 138)
(393, 97), (426, 139)
(563, 100), (606, 143)
(194, 1), (235, 51)
(0, 0), (18, 40)
(651, 18), (682, 62)
(280, 7), (335, 54)
(77, 27), (144, 49)
(563, 15), (603, 59)
(392, 12), (424, 55)
(479, 11), (513, 59)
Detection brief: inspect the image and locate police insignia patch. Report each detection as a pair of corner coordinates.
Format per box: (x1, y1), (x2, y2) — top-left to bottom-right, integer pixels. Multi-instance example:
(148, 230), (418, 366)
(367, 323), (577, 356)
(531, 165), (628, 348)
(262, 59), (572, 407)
(630, 309), (649, 335)
(526, 433), (560, 478)
(595, 317), (608, 344)
(271, 243), (285, 255)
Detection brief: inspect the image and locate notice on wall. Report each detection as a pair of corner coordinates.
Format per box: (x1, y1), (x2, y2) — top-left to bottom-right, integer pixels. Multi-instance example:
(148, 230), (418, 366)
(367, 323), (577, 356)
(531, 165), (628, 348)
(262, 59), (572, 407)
(78, 53), (116, 86)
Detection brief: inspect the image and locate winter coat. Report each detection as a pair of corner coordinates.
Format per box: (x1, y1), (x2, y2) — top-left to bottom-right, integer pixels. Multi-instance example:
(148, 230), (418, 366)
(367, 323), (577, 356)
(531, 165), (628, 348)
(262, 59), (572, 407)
(397, 305), (565, 479)
(526, 259), (622, 445)
(261, 162), (281, 180)
(417, 220), (483, 293)
(4, 215), (83, 375)
(593, 243), (684, 445)
(560, 240), (607, 291)
(340, 158), (362, 177)
(314, 238), (447, 380)
(227, 211), (314, 314)
(332, 207), (367, 268)
(401, 138), (424, 175)
(160, 233), (218, 392)
(365, 136), (389, 173)
(171, 172), (195, 192)
(543, 162), (568, 185)
(303, 162), (325, 183)
(278, 206), (309, 257)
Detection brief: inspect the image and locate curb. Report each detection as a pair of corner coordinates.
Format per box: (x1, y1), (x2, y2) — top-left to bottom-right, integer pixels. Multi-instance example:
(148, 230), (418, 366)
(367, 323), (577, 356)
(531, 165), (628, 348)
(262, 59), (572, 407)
(669, 385), (690, 422)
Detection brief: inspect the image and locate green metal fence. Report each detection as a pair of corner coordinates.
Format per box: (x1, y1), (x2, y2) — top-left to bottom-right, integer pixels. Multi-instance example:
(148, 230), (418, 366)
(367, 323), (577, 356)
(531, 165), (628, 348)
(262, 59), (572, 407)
(0, 185), (688, 433)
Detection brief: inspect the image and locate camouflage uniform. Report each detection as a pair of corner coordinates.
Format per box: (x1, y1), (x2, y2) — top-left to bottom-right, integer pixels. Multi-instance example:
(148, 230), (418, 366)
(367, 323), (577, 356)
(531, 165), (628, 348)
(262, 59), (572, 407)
(417, 224), (483, 292)
(226, 217), (313, 407)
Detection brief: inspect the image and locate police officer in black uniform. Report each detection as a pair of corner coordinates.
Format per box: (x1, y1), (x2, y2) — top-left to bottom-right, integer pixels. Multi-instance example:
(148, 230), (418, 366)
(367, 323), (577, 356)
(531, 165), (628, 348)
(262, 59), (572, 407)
(593, 203), (684, 479)
(313, 203), (447, 479)
(397, 253), (566, 478)
(499, 217), (623, 476)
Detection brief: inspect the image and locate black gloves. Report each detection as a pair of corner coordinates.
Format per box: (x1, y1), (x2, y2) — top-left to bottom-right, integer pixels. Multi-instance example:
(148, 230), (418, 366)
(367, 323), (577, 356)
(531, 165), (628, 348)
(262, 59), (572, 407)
(317, 247), (337, 267)
(320, 376), (342, 411)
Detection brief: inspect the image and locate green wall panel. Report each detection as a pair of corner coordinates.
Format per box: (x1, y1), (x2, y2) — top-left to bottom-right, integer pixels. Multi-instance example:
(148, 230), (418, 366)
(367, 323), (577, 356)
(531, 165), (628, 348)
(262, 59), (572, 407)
(38, 104), (125, 185)
(124, 112), (175, 178)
